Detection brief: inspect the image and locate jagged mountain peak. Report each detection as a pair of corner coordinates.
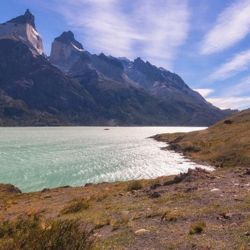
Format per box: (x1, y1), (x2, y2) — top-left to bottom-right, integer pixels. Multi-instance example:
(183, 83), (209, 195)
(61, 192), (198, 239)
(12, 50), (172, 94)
(134, 57), (144, 64)
(97, 53), (124, 69)
(0, 9), (43, 55)
(55, 31), (83, 50)
(24, 9), (34, 20)
(56, 31), (74, 42)
(50, 31), (85, 72)
(134, 57), (156, 69)
(6, 9), (36, 28)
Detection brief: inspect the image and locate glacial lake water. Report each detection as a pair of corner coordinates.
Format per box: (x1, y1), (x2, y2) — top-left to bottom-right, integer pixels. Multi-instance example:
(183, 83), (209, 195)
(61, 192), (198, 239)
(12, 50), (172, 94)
(0, 127), (211, 192)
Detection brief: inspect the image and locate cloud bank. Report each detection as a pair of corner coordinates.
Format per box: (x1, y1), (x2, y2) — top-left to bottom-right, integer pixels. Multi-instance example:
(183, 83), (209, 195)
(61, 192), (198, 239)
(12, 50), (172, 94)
(201, 76), (250, 110)
(207, 96), (250, 110)
(194, 88), (214, 98)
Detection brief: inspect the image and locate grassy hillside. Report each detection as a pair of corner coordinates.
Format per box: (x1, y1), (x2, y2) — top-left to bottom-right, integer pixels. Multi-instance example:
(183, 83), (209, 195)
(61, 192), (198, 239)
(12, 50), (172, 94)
(154, 109), (250, 168)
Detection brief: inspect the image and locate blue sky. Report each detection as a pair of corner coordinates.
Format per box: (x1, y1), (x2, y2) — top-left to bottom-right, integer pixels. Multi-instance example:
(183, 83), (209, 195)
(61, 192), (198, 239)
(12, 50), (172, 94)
(1, 0), (250, 110)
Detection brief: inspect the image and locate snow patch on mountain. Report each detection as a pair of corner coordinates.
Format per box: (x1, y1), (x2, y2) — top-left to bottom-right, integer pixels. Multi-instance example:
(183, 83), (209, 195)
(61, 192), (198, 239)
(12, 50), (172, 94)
(0, 21), (44, 55)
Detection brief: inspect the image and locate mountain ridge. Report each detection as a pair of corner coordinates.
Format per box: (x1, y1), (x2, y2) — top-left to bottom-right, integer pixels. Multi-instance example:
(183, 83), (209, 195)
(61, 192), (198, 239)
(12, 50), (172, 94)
(0, 10), (234, 126)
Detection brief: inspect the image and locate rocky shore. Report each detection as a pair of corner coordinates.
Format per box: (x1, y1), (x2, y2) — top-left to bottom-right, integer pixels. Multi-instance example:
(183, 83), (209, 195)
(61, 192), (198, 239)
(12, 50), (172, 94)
(153, 109), (250, 169)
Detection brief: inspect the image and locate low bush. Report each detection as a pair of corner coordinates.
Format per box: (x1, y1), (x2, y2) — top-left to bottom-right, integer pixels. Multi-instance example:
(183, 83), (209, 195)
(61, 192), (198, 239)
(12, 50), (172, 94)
(189, 221), (206, 235)
(0, 216), (94, 250)
(224, 119), (233, 124)
(161, 210), (180, 222)
(61, 200), (89, 214)
(127, 180), (143, 191)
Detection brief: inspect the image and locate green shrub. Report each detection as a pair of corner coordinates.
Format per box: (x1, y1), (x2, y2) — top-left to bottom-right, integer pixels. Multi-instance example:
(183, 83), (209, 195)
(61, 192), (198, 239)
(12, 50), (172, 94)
(0, 217), (93, 250)
(189, 221), (206, 235)
(61, 200), (89, 214)
(127, 180), (143, 191)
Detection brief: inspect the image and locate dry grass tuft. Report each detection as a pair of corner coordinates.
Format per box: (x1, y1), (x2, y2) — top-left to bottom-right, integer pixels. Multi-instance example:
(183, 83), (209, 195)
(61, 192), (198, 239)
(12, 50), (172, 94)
(127, 180), (143, 192)
(0, 216), (94, 250)
(61, 200), (89, 215)
(189, 221), (206, 235)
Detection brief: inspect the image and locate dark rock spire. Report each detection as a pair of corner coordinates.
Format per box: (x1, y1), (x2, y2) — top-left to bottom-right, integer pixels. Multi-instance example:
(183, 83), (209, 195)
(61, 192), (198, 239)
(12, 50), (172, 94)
(55, 31), (84, 50)
(7, 9), (36, 28)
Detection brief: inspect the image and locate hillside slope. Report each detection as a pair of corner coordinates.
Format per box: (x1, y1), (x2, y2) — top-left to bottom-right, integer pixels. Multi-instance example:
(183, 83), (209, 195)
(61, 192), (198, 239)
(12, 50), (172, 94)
(154, 109), (250, 168)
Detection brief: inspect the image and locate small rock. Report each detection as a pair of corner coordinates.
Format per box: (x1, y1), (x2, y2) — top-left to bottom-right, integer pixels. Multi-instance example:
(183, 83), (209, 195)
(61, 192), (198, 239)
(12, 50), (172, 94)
(244, 169), (250, 175)
(60, 185), (71, 189)
(234, 198), (243, 201)
(0, 184), (22, 194)
(185, 186), (197, 192)
(149, 192), (161, 198)
(220, 213), (233, 219)
(134, 229), (150, 235)
(224, 119), (233, 124)
(210, 188), (220, 192)
(150, 183), (161, 190)
(209, 176), (216, 180)
(93, 233), (102, 238)
(84, 183), (93, 187)
(41, 188), (50, 193)
(244, 231), (250, 237)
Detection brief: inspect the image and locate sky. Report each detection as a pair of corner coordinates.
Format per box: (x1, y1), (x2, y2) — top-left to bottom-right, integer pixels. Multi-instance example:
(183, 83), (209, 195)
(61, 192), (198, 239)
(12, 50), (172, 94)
(1, 0), (250, 110)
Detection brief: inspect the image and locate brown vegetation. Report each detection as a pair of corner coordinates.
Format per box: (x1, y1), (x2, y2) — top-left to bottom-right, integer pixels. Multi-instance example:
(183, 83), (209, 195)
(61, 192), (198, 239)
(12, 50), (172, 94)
(1, 110), (250, 249)
(0, 216), (94, 250)
(61, 200), (89, 215)
(154, 109), (250, 168)
(0, 167), (249, 249)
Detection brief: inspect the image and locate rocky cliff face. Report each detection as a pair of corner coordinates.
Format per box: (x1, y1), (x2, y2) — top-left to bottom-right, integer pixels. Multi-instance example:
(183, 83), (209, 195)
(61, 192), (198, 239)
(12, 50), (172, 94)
(50, 31), (231, 126)
(0, 9), (44, 55)
(50, 31), (86, 73)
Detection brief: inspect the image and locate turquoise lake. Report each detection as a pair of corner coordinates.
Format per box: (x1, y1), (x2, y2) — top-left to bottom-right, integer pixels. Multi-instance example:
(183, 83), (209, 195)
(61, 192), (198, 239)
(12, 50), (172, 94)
(0, 127), (211, 192)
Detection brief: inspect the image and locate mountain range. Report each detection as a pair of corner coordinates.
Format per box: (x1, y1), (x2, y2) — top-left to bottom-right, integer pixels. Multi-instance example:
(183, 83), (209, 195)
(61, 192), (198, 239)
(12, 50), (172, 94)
(0, 10), (233, 126)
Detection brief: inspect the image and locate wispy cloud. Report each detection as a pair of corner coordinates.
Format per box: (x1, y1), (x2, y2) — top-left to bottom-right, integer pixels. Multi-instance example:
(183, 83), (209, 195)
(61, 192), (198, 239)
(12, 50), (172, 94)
(225, 76), (250, 96)
(45, 0), (190, 68)
(208, 49), (250, 81)
(207, 96), (250, 110)
(201, 0), (250, 55)
(194, 88), (214, 98)
(131, 0), (190, 67)
(205, 75), (250, 109)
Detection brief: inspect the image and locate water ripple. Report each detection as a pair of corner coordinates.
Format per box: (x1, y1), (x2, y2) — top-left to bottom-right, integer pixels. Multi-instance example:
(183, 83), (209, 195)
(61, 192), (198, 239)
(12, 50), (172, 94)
(0, 127), (212, 192)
